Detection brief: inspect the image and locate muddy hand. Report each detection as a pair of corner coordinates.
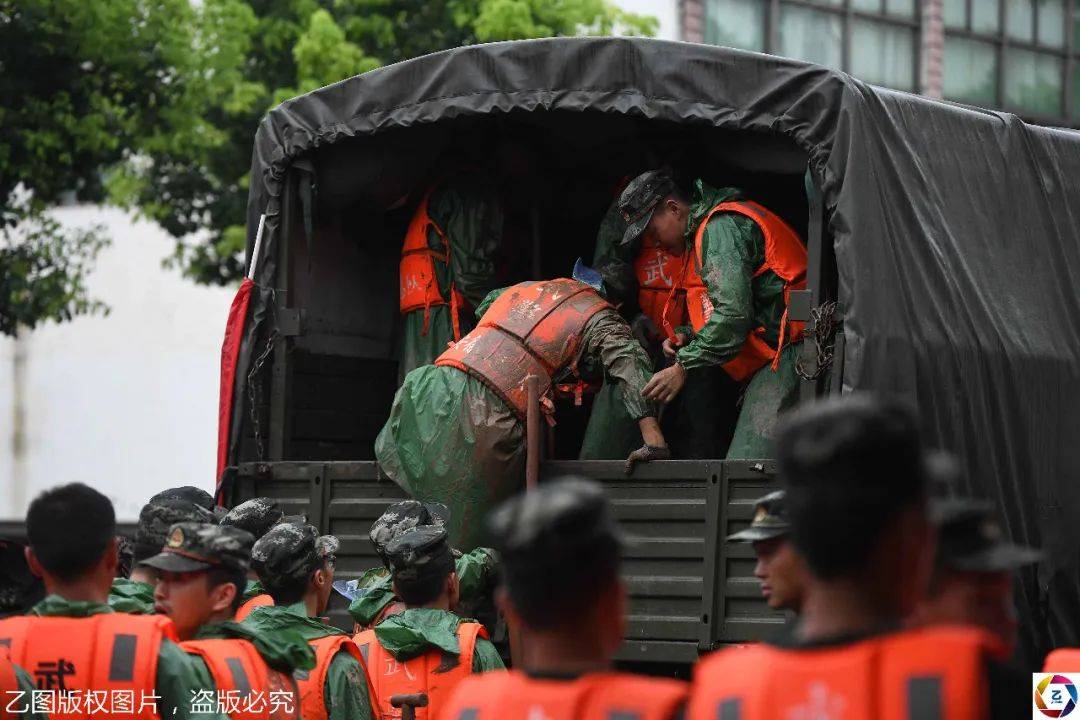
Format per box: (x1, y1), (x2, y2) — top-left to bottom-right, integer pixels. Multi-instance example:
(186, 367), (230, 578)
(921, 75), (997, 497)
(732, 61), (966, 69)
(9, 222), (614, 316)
(625, 444), (671, 474)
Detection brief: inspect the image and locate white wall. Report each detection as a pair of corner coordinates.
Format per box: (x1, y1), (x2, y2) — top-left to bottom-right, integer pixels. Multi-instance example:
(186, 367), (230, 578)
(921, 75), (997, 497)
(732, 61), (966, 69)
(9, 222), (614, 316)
(0, 206), (234, 521)
(616, 0), (679, 40)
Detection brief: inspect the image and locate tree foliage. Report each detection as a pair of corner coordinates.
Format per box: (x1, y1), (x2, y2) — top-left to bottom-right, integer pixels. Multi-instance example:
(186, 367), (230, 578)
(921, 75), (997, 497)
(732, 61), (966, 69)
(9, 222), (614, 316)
(109, 0), (658, 285)
(0, 0), (656, 333)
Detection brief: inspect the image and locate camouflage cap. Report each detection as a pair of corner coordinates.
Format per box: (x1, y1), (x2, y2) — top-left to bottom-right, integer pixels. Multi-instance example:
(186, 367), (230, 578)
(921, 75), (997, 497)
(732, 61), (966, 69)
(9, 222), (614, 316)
(148, 486), (216, 511)
(386, 526), (455, 586)
(139, 522), (254, 574)
(616, 169), (676, 246)
(251, 521), (339, 587)
(134, 498), (217, 562)
(369, 500), (450, 568)
(727, 490), (791, 543)
(219, 498), (285, 540)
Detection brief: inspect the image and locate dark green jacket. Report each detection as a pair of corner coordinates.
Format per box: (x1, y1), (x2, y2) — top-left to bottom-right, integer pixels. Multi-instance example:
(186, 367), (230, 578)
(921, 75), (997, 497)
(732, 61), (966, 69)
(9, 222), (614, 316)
(242, 603), (373, 720)
(29, 595), (224, 720)
(372, 608), (504, 672)
(675, 180), (788, 370)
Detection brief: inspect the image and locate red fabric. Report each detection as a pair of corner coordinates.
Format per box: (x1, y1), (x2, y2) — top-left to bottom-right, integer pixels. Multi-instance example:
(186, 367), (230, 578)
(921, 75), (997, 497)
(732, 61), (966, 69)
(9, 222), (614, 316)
(217, 278), (255, 499)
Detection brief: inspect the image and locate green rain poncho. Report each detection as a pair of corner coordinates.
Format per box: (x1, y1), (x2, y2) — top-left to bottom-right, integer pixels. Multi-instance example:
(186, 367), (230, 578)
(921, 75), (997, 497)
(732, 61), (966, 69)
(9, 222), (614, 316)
(673, 180), (802, 459)
(398, 173), (505, 382)
(108, 577), (156, 614)
(346, 548), (498, 627)
(28, 595), (227, 720)
(371, 608), (504, 672)
(241, 603), (374, 720)
(376, 290), (656, 549)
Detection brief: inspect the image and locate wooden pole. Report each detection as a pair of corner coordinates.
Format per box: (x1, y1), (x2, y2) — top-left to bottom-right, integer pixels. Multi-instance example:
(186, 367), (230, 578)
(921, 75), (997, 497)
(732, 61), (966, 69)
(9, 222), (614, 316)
(525, 375), (540, 490)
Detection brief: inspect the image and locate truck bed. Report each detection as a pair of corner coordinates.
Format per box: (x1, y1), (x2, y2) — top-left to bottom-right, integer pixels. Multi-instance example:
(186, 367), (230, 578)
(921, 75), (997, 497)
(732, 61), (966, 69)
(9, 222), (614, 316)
(227, 458), (784, 666)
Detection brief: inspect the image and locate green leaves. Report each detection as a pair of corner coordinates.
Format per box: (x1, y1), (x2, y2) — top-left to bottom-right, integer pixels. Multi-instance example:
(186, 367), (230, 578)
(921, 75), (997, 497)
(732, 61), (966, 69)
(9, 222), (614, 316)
(1, 0), (658, 335)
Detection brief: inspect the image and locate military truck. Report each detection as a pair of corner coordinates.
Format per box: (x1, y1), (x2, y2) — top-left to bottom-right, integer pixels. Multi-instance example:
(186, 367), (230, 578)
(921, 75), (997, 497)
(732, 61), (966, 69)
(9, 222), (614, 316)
(218, 38), (1080, 669)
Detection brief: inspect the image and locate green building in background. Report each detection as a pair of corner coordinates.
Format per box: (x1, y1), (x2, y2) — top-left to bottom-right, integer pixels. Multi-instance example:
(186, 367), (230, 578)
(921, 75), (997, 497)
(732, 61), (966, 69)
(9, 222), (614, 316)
(681, 0), (1078, 127)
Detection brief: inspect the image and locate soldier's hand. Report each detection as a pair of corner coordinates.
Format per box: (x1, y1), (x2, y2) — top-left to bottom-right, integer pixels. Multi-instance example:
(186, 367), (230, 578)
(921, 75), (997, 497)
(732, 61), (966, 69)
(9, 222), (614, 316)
(625, 444), (672, 474)
(662, 333), (687, 359)
(643, 363), (687, 404)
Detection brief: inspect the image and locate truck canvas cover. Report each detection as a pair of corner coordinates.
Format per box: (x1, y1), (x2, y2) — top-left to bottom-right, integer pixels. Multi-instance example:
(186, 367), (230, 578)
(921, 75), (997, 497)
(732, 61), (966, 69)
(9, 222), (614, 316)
(232, 37), (1080, 665)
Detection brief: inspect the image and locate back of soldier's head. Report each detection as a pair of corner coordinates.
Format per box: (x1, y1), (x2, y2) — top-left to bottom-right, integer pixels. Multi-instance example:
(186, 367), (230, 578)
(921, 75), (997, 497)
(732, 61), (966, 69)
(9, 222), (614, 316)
(777, 394), (933, 581)
(27, 483), (116, 582)
(148, 486), (215, 511)
(385, 526), (455, 607)
(487, 478), (622, 631)
(134, 498), (216, 563)
(219, 497), (285, 540)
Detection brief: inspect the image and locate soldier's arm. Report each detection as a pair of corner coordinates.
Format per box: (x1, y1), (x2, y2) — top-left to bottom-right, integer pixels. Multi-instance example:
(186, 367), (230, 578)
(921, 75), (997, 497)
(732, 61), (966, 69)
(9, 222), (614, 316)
(155, 639), (227, 720)
(470, 638), (507, 672)
(324, 650), (374, 720)
(675, 213), (762, 370)
(581, 311), (658, 421)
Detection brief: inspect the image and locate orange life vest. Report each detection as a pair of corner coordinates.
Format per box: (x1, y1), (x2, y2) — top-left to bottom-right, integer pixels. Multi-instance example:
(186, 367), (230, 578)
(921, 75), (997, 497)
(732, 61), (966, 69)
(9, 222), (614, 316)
(295, 634), (366, 720)
(353, 621), (485, 720)
(235, 594), (274, 622)
(181, 638), (301, 720)
(0, 613), (176, 720)
(687, 626), (1000, 720)
(1044, 648), (1080, 672)
(435, 279), (612, 421)
(440, 670), (688, 720)
(400, 188), (467, 341)
(662, 200), (807, 382)
(634, 239), (686, 335)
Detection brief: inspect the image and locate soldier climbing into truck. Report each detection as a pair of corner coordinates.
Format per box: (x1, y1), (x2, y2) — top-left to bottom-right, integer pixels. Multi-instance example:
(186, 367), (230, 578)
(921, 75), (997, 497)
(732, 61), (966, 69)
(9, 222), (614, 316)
(375, 262), (670, 549)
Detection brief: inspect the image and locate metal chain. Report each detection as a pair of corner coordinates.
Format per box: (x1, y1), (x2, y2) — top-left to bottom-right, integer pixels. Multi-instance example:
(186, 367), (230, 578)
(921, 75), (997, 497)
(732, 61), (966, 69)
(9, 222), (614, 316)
(247, 329), (278, 461)
(795, 300), (839, 382)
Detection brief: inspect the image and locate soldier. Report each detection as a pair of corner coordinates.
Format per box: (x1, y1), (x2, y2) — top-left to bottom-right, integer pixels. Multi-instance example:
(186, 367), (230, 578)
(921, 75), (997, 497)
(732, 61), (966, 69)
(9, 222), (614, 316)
(149, 485), (216, 512)
(911, 498), (1040, 657)
(620, 169), (806, 459)
(441, 479), (687, 720)
(246, 522), (374, 720)
(376, 266), (670, 549)
(144, 521), (315, 718)
(0, 651), (46, 720)
(110, 496), (216, 614)
(220, 497), (286, 619)
(341, 501), (498, 631)
(686, 396), (1026, 720)
(727, 489), (808, 615)
(354, 526), (504, 720)
(0, 484), (219, 720)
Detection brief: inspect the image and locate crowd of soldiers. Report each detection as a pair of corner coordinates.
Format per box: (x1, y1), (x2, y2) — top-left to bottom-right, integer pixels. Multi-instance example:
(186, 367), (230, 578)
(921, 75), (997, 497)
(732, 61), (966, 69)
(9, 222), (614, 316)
(4, 394), (1079, 718)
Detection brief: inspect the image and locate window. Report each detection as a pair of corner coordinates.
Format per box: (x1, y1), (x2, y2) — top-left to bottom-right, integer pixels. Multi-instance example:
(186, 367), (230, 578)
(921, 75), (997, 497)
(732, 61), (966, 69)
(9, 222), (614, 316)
(1004, 49), (1063, 115)
(851, 18), (917, 90)
(944, 38), (1000, 104)
(704, 0), (766, 52)
(701, 0), (920, 92)
(943, 0), (1078, 123)
(779, 5), (844, 69)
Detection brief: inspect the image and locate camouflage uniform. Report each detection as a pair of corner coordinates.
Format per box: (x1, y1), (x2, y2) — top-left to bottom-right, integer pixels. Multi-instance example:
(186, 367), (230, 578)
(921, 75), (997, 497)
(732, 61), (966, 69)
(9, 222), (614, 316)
(340, 502), (498, 629)
(370, 527), (504, 672)
(110, 497), (216, 614)
(140, 523), (316, 686)
(246, 522), (373, 720)
(148, 485), (216, 512)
